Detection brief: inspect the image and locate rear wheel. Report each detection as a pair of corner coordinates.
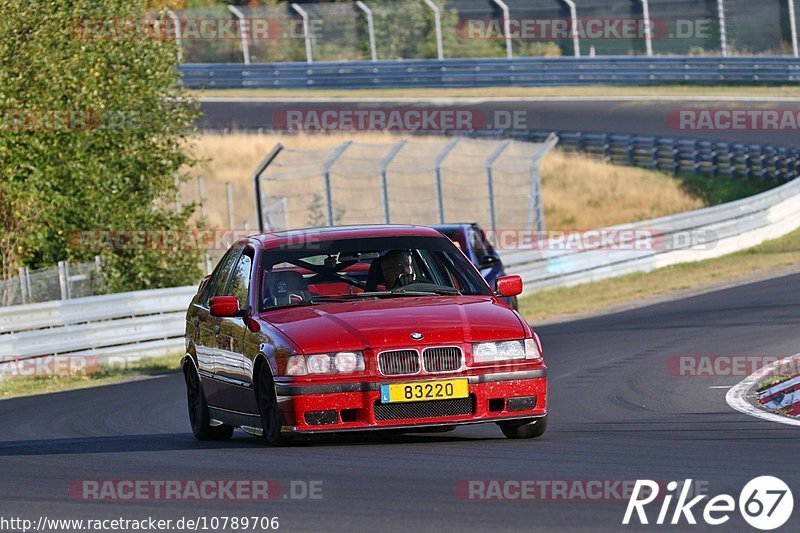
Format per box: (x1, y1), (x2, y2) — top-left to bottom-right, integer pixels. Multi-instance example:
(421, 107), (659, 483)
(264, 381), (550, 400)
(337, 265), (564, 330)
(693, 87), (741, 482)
(255, 363), (288, 445)
(497, 415), (547, 439)
(185, 363), (234, 441)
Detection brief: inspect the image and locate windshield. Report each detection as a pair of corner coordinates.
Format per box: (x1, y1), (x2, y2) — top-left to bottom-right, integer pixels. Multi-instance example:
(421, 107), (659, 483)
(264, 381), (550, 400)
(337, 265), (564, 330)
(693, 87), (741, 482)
(258, 235), (492, 311)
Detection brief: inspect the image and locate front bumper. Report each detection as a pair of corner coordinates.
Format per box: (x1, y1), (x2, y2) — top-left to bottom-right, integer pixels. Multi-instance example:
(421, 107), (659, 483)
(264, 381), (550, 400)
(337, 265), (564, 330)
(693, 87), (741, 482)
(275, 369), (547, 433)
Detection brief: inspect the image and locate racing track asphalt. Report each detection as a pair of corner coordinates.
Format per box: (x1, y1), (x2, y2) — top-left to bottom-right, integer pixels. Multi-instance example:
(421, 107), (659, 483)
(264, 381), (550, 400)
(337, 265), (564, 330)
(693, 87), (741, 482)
(1, 271), (798, 531)
(197, 97), (800, 146)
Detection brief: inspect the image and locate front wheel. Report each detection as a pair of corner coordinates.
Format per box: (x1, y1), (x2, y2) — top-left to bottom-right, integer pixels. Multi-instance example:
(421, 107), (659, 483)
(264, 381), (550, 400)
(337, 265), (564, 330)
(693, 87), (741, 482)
(185, 363), (234, 441)
(256, 364), (288, 445)
(497, 415), (547, 439)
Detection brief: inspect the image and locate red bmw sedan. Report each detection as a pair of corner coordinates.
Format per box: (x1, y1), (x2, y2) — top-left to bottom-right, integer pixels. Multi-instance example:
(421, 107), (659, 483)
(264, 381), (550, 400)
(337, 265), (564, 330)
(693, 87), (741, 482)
(183, 225), (547, 444)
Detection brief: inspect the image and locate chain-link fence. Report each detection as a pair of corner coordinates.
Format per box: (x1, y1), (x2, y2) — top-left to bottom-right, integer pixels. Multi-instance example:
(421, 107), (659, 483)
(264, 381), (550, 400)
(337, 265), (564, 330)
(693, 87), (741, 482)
(163, 0), (800, 63)
(255, 136), (557, 236)
(0, 258), (105, 307)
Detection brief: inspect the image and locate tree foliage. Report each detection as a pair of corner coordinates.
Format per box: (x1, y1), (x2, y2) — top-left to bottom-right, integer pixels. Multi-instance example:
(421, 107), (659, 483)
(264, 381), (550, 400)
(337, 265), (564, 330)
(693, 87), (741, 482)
(0, 0), (201, 291)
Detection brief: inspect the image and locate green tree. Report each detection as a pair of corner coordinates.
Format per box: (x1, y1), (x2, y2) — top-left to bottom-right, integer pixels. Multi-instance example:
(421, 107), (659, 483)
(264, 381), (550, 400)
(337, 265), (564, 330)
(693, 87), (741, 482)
(0, 0), (201, 291)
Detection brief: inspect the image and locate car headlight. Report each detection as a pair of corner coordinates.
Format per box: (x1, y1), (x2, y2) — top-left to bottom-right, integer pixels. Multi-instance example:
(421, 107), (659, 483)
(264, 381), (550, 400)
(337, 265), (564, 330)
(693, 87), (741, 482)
(473, 339), (541, 363)
(286, 352), (365, 376)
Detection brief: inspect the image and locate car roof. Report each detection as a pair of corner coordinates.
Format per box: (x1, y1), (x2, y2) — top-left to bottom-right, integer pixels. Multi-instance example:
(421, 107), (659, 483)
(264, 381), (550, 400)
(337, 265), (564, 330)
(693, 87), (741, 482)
(251, 224), (447, 249)
(431, 223), (479, 233)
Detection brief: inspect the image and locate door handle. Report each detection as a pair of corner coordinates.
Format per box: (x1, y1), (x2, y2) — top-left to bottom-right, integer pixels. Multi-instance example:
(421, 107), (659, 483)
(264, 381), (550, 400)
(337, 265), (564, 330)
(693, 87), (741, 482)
(214, 324), (220, 335)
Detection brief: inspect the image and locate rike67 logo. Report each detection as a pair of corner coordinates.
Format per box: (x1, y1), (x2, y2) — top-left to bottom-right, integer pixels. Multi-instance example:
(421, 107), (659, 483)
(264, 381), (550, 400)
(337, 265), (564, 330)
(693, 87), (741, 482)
(623, 477), (793, 530)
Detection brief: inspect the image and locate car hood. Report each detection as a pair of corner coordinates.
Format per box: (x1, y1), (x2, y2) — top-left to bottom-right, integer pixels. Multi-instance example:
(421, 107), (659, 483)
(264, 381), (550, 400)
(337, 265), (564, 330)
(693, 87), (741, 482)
(259, 296), (526, 354)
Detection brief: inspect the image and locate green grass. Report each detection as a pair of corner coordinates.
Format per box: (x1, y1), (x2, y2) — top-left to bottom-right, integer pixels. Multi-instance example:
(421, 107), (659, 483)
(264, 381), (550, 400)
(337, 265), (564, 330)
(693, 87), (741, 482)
(0, 353), (183, 400)
(194, 85), (800, 99)
(758, 375), (795, 392)
(519, 227), (800, 323)
(677, 173), (781, 206)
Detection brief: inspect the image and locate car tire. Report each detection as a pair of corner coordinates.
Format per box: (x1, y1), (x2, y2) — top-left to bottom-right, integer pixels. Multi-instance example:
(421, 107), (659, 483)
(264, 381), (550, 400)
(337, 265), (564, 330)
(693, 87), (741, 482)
(185, 364), (234, 441)
(255, 364), (289, 446)
(497, 415), (547, 439)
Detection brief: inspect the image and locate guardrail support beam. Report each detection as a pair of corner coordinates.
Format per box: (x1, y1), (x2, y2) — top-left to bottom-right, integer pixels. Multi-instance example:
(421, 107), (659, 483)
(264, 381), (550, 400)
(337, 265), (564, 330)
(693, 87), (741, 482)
(423, 0), (445, 61)
(356, 1), (378, 61)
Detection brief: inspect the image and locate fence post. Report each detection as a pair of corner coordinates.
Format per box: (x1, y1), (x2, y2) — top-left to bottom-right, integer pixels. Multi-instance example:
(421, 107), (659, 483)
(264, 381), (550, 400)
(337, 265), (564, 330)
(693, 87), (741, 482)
(433, 138), (461, 224)
(639, 0), (653, 56)
(485, 141), (511, 238)
(174, 174), (182, 213)
(717, 0), (728, 57)
(356, 1), (378, 61)
(165, 9), (183, 63)
(423, 0), (444, 60)
(378, 141), (407, 224)
(491, 0), (513, 59)
(252, 144), (285, 233)
(227, 5), (251, 65)
(789, 0), (800, 57)
(226, 182), (235, 229)
(322, 142), (352, 226)
(560, 0), (581, 57)
(57, 261), (70, 300)
(528, 133), (558, 232)
(291, 3), (314, 63)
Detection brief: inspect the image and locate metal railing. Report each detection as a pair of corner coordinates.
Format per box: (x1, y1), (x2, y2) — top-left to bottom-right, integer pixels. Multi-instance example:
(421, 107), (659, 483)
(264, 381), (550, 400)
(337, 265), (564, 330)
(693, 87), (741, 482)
(0, 258), (105, 307)
(178, 56), (800, 89)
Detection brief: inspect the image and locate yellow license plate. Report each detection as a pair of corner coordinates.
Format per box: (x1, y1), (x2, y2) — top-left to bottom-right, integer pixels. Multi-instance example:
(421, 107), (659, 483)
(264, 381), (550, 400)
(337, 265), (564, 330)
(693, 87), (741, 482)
(380, 378), (469, 403)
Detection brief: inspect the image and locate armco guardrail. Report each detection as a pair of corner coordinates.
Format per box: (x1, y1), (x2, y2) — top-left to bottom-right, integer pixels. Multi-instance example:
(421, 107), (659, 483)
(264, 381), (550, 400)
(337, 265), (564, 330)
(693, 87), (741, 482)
(178, 57), (800, 89)
(0, 286), (196, 361)
(501, 176), (800, 290)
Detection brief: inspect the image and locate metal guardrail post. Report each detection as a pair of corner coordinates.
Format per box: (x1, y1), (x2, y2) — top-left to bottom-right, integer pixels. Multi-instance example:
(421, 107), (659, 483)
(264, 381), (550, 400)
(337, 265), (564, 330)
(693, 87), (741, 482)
(291, 3), (314, 63)
(717, 0), (728, 57)
(321, 142), (352, 226)
(18, 267), (29, 305)
(485, 141), (511, 238)
(789, 0), (800, 57)
(227, 5), (251, 65)
(165, 9), (183, 63)
(433, 138), (460, 224)
(492, 0), (513, 59)
(423, 0), (444, 61)
(560, 0), (581, 57)
(639, 0), (653, 56)
(355, 1), (378, 62)
(378, 141), (407, 224)
(252, 144), (284, 232)
(57, 261), (70, 300)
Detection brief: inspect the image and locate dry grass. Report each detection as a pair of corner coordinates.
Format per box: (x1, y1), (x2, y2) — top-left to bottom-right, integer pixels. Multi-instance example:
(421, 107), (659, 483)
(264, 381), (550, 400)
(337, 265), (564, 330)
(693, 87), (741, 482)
(183, 132), (704, 231)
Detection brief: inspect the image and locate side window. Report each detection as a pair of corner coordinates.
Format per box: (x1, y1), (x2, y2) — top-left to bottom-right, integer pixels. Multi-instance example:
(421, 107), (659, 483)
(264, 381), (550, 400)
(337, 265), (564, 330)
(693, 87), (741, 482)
(200, 248), (240, 305)
(226, 250), (253, 308)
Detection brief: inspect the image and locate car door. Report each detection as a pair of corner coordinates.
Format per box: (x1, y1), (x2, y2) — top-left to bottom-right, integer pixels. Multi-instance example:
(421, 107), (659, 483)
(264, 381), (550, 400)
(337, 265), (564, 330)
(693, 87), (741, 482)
(213, 247), (255, 411)
(195, 246), (241, 408)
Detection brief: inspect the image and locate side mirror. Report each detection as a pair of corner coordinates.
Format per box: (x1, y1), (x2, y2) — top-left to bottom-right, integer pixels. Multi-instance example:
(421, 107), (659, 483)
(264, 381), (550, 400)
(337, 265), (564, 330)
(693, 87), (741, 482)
(496, 275), (523, 298)
(210, 296), (241, 318)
